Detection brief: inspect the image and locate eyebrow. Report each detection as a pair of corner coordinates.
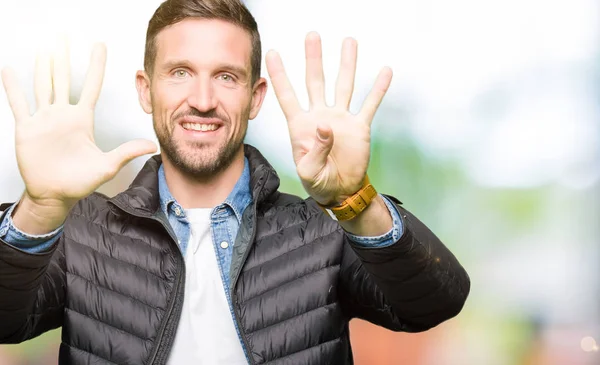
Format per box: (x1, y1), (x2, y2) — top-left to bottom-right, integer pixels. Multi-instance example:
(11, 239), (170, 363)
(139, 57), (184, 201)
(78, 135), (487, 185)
(220, 64), (249, 79)
(160, 59), (249, 79)
(160, 59), (193, 71)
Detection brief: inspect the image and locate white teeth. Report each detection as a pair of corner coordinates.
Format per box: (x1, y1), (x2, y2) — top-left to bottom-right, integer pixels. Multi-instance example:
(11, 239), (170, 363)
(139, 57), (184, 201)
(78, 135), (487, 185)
(182, 123), (218, 131)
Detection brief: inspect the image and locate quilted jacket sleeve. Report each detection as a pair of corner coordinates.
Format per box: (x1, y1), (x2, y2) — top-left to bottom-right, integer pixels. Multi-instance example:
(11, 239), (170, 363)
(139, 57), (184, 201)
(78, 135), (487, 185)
(0, 203), (65, 343)
(338, 196), (470, 332)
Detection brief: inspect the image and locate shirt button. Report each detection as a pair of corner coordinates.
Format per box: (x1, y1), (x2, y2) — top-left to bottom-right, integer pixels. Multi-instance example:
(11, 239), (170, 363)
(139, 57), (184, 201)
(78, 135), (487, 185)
(220, 241), (229, 249)
(174, 206), (182, 216)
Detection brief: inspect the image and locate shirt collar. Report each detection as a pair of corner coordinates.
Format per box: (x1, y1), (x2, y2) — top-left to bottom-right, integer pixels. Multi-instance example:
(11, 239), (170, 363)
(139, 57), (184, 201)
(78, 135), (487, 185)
(157, 158), (252, 224)
(222, 158), (252, 223)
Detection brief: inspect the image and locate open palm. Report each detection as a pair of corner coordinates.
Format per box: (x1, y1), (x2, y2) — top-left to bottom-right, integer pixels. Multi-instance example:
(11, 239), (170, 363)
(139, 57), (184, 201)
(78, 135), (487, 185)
(266, 32), (392, 206)
(1, 41), (156, 207)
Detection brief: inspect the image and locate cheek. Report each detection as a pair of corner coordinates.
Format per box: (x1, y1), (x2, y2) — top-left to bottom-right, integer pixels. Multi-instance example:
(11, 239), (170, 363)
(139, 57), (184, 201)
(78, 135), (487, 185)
(219, 90), (252, 127)
(153, 86), (189, 122)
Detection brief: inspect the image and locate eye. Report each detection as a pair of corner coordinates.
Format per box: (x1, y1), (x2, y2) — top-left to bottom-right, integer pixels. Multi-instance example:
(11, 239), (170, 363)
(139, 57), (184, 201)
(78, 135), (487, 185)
(173, 69), (188, 78)
(218, 74), (234, 82)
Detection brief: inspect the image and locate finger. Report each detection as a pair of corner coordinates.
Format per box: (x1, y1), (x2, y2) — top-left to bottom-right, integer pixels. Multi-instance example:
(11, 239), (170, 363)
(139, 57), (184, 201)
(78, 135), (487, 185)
(34, 52), (53, 109)
(305, 32), (326, 108)
(265, 50), (302, 120)
(52, 36), (71, 104)
(105, 139), (157, 176)
(358, 67), (393, 125)
(79, 43), (107, 109)
(297, 124), (334, 181)
(1, 68), (30, 122)
(334, 38), (357, 110)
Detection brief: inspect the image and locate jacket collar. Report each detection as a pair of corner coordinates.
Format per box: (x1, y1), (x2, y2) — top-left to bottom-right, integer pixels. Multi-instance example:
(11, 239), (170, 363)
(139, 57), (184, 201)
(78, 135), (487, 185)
(107, 144), (281, 216)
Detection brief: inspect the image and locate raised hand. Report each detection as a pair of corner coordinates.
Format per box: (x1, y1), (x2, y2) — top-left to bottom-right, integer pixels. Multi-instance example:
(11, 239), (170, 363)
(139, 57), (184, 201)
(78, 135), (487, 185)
(1, 40), (156, 230)
(266, 32), (392, 206)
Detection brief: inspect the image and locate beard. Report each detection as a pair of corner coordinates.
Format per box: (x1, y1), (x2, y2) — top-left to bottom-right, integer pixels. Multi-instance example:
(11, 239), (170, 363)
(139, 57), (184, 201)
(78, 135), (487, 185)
(153, 108), (247, 180)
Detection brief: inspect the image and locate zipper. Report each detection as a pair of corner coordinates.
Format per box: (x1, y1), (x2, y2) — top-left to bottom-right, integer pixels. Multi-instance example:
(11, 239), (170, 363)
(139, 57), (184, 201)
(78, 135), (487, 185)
(109, 201), (185, 365)
(231, 202), (258, 365)
(149, 269), (183, 365)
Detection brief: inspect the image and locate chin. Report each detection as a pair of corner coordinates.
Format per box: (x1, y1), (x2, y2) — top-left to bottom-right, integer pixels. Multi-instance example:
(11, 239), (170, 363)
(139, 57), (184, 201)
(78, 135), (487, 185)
(175, 146), (238, 178)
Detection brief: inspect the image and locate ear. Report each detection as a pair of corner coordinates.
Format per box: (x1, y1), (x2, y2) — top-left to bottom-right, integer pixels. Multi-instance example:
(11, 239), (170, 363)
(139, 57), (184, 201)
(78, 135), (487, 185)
(248, 77), (268, 120)
(135, 70), (153, 114)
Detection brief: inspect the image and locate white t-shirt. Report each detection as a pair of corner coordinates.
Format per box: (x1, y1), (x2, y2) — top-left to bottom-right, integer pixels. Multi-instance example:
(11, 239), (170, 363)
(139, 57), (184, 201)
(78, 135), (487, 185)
(167, 208), (247, 364)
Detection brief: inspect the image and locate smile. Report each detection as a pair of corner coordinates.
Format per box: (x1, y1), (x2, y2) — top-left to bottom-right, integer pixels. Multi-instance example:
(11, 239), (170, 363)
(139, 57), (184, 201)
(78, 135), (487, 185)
(181, 123), (219, 132)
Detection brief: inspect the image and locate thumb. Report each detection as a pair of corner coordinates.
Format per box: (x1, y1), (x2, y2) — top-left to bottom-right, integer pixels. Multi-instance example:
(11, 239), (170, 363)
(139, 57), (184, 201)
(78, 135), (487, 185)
(301, 124), (334, 173)
(105, 139), (157, 174)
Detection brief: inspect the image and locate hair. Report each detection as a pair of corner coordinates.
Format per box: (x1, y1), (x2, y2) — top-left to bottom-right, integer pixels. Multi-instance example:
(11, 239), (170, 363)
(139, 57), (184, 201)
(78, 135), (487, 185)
(144, 0), (261, 84)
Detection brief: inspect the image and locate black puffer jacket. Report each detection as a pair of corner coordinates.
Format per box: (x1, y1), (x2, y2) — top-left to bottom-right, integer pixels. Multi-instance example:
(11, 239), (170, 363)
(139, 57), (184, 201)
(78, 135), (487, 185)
(0, 145), (470, 364)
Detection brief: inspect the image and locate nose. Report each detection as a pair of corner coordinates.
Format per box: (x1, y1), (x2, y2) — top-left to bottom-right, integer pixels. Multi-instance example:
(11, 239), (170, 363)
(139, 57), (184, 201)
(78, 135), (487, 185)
(187, 76), (218, 112)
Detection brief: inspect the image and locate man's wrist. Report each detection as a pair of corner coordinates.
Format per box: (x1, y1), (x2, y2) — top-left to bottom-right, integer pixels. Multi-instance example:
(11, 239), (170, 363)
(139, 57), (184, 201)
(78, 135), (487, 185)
(317, 175), (376, 221)
(337, 194), (393, 236)
(12, 194), (72, 236)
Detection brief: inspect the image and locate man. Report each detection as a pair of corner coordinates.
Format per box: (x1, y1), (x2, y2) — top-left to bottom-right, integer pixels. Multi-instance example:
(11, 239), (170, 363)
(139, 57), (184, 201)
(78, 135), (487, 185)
(0, 0), (470, 364)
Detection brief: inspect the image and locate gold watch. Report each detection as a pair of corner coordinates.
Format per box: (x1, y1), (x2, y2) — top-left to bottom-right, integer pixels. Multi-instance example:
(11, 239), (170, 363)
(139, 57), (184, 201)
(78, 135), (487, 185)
(318, 175), (378, 221)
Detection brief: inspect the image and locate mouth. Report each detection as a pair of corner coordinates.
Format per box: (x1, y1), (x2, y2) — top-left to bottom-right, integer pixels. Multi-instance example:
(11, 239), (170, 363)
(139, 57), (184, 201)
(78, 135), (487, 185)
(181, 122), (219, 132)
(178, 116), (224, 134)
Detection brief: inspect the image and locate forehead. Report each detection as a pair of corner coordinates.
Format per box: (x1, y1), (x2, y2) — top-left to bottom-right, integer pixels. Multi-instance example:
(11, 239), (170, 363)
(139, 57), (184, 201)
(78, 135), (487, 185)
(154, 18), (252, 69)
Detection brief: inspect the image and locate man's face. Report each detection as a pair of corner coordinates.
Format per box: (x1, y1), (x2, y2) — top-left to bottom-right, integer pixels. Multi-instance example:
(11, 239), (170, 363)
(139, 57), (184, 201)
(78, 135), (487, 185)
(137, 19), (266, 178)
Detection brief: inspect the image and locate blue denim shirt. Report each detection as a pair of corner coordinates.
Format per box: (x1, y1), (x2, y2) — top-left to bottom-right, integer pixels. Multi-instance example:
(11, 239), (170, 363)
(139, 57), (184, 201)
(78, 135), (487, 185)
(0, 159), (405, 294)
(157, 160), (253, 296)
(0, 203), (63, 252)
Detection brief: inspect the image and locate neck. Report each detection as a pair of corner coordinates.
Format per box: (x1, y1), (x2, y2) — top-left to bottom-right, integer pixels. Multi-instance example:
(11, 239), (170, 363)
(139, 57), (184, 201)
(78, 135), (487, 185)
(161, 148), (245, 209)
